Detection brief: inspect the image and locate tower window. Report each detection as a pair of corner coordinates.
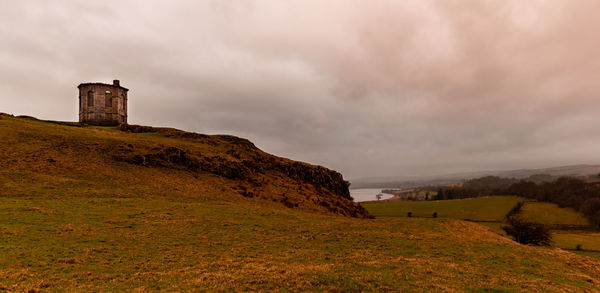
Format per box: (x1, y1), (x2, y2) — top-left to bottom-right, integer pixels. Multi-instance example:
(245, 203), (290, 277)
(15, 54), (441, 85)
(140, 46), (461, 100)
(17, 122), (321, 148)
(87, 91), (94, 107)
(105, 91), (112, 107)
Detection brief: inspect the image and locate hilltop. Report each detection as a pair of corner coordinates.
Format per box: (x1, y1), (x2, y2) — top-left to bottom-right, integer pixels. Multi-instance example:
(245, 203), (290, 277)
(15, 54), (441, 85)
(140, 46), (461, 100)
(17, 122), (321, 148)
(0, 113), (368, 218)
(1, 114), (600, 291)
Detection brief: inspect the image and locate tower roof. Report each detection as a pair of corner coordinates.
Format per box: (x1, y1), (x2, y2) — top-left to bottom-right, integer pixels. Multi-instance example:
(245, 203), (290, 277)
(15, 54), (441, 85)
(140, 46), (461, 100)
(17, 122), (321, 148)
(77, 81), (129, 91)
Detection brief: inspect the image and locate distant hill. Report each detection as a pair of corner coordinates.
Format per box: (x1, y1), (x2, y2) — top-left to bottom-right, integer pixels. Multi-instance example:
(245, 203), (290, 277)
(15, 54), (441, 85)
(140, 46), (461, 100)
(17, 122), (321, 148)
(350, 164), (600, 189)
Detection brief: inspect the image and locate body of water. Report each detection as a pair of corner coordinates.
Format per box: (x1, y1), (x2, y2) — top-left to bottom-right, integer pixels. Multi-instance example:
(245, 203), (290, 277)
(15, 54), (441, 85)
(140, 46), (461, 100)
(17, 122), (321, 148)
(350, 188), (395, 202)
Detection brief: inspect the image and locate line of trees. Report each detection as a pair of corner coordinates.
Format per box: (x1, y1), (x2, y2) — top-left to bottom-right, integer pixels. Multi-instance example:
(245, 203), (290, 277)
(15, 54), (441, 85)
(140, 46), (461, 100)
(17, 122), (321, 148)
(502, 201), (552, 246)
(436, 176), (600, 228)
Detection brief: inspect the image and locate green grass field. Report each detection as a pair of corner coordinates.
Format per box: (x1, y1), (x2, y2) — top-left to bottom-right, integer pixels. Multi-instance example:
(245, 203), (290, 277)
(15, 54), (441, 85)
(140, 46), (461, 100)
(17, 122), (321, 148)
(363, 196), (522, 221)
(520, 202), (591, 226)
(363, 197), (600, 260)
(553, 232), (600, 251)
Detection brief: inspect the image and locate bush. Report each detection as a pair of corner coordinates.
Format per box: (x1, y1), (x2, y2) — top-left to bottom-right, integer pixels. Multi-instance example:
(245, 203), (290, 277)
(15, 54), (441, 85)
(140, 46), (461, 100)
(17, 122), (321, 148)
(505, 201), (524, 219)
(407, 212), (412, 218)
(502, 217), (552, 246)
(576, 244), (582, 251)
(581, 198), (600, 228)
(432, 212), (437, 218)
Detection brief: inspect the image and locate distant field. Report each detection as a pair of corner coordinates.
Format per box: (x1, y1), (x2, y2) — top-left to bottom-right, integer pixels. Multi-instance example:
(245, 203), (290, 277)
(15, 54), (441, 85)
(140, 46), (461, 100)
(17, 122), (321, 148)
(363, 196), (522, 221)
(364, 196), (600, 260)
(573, 251), (600, 260)
(553, 232), (600, 251)
(561, 232), (600, 260)
(520, 202), (591, 226)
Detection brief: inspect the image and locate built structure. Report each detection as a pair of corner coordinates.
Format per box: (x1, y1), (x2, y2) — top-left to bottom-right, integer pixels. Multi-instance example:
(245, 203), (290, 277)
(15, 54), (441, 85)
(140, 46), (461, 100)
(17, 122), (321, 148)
(78, 80), (128, 125)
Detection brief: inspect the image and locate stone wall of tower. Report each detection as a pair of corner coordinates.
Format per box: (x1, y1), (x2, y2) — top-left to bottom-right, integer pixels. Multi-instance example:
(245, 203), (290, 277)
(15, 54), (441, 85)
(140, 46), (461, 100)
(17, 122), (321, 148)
(78, 82), (128, 126)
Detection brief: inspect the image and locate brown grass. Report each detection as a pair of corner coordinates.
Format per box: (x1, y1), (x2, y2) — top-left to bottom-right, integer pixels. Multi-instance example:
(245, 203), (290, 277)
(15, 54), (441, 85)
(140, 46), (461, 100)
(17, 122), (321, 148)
(0, 114), (599, 291)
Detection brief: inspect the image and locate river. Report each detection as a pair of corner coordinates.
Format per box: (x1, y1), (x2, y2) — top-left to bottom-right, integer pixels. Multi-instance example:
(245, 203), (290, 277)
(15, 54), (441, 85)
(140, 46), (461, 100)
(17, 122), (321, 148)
(349, 188), (395, 202)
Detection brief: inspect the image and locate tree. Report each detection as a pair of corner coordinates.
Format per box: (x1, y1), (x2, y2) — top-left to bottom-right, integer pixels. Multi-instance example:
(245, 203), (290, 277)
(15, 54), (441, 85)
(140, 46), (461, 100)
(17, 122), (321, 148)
(502, 217), (552, 246)
(376, 194), (383, 201)
(582, 198), (600, 228)
(435, 189), (445, 200)
(505, 201), (524, 219)
(502, 201), (551, 246)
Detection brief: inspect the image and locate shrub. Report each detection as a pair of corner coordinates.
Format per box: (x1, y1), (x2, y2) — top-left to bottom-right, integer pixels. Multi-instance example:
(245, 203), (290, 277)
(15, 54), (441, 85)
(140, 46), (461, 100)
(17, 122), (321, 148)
(502, 217), (552, 246)
(407, 212), (412, 218)
(576, 244), (582, 251)
(432, 212), (437, 218)
(581, 198), (600, 228)
(505, 201), (524, 219)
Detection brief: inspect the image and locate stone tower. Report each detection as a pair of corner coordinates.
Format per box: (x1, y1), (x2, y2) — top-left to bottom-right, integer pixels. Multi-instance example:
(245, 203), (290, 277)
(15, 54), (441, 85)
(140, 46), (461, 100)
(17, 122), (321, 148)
(78, 80), (128, 126)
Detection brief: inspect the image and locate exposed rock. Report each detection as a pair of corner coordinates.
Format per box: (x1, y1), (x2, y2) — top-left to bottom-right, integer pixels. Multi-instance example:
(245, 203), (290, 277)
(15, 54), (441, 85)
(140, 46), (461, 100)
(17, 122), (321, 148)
(163, 130), (210, 140)
(117, 124), (158, 133)
(272, 161), (352, 200)
(112, 142), (370, 218)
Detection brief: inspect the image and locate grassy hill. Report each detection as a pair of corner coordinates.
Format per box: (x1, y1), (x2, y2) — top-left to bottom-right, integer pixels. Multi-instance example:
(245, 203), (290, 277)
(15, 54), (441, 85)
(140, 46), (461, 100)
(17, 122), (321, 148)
(0, 114), (367, 218)
(1, 114), (600, 291)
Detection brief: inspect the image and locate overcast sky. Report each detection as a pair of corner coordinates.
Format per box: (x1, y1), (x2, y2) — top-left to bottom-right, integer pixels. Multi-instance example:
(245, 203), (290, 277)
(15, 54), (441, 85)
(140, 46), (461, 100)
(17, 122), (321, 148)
(1, 1), (600, 179)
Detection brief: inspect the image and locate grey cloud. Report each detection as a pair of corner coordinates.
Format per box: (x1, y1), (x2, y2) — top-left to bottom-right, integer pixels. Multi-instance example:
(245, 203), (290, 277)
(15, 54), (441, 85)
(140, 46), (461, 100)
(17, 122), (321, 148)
(1, 0), (600, 179)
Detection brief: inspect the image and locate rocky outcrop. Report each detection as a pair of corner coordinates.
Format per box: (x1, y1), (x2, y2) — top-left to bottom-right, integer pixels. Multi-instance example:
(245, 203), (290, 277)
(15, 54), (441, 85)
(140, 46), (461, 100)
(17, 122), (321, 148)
(116, 124), (158, 133)
(112, 141), (369, 218)
(113, 145), (252, 180)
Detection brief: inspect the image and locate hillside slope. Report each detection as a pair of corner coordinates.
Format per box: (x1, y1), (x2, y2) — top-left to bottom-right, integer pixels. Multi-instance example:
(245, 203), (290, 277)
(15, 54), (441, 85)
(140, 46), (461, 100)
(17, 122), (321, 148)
(1, 114), (600, 291)
(0, 114), (368, 218)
